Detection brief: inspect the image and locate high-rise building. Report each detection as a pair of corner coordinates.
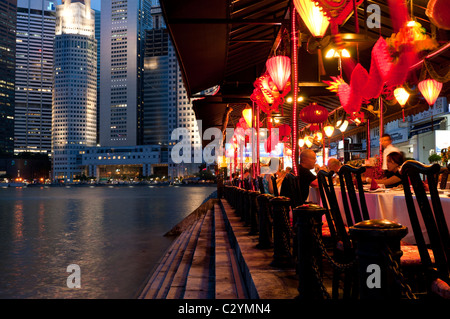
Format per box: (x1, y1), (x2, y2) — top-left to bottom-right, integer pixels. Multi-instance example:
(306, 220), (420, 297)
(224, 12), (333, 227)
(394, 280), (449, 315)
(0, 0), (17, 155)
(94, 8), (100, 144)
(14, 0), (56, 155)
(52, 0), (97, 182)
(99, 0), (152, 147)
(143, 4), (204, 178)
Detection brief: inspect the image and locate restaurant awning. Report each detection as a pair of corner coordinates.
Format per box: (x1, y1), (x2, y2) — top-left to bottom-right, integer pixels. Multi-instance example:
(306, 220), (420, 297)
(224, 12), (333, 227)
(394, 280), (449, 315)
(160, 0), (450, 135)
(409, 118), (445, 137)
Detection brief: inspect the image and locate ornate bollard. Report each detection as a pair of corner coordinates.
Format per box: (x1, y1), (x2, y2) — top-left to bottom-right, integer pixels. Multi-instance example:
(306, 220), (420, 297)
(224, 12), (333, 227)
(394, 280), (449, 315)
(248, 190), (260, 235)
(270, 196), (294, 268)
(349, 219), (408, 299)
(293, 204), (328, 300)
(256, 194), (274, 249)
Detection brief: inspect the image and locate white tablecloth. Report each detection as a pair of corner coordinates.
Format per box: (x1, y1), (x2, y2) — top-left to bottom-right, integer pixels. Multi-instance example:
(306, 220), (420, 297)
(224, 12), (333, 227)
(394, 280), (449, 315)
(308, 187), (450, 244)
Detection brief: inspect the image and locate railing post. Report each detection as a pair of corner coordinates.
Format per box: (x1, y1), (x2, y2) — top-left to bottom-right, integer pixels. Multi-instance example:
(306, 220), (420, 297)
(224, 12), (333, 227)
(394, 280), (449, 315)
(349, 219), (408, 299)
(270, 196), (294, 268)
(248, 190), (260, 235)
(256, 194), (274, 249)
(293, 204), (327, 300)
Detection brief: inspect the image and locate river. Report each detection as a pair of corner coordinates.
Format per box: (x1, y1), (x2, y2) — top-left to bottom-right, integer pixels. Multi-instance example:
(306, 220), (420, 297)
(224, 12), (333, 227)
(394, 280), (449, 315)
(0, 185), (216, 299)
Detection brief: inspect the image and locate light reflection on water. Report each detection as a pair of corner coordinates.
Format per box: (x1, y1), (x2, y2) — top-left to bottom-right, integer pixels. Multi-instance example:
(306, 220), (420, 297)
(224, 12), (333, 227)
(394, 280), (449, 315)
(0, 185), (215, 299)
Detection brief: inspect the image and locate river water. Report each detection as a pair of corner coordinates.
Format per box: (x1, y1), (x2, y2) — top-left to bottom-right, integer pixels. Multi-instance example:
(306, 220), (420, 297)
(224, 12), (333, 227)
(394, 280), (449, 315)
(0, 185), (216, 299)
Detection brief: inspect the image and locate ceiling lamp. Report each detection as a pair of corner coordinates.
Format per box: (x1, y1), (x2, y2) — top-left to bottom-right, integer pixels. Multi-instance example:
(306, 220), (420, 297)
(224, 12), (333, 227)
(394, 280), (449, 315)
(304, 136), (313, 148)
(394, 87), (410, 122)
(242, 107), (252, 128)
(294, 0), (330, 38)
(418, 79), (442, 107)
(324, 125), (335, 137)
(336, 119), (349, 132)
(266, 56), (291, 92)
(299, 102), (329, 128)
(325, 48), (350, 59)
(314, 131), (323, 141)
(298, 138), (305, 148)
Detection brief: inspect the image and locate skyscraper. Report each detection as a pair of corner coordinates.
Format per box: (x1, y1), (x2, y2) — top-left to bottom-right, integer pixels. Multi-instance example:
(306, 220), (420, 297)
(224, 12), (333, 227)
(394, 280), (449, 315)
(14, 0), (56, 155)
(99, 0), (152, 147)
(143, 4), (204, 178)
(52, 0), (97, 182)
(0, 0), (17, 155)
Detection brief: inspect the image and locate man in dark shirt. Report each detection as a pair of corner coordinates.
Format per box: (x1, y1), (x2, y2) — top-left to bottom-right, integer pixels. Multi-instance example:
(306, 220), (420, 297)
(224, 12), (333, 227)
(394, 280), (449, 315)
(297, 149), (318, 204)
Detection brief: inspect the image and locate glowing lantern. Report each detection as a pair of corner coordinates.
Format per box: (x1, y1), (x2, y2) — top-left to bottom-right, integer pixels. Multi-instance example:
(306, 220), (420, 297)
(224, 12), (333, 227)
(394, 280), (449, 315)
(299, 102), (329, 127)
(293, 0), (330, 38)
(304, 136), (313, 148)
(266, 56), (291, 92)
(324, 125), (335, 137)
(336, 119), (349, 132)
(299, 138), (305, 148)
(314, 131), (323, 141)
(242, 107), (252, 128)
(394, 87), (410, 121)
(418, 79), (442, 107)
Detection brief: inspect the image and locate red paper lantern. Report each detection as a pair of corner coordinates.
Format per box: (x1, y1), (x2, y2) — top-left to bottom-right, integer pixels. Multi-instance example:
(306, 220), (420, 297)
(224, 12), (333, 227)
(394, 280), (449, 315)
(426, 0), (450, 30)
(266, 56), (291, 92)
(418, 79), (442, 106)
(299, 102), (329, 125)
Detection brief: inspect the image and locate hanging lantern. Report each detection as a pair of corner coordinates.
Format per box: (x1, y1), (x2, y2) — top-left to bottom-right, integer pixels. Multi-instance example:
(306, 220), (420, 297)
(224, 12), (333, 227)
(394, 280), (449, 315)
(299, 102), (329, 126)
(242, 107), (252, 128)
(266, 56), (291, 92)
(336, 119), (349, 132)
(298, 138), (305, 148)
(394, 87), (410, 122)
(324, 125), (335, 137)
(314, 131), (323, 141)
(304, 136), (313, 148)
(293, 0), (330, 38)
(418, 79), (442, 106)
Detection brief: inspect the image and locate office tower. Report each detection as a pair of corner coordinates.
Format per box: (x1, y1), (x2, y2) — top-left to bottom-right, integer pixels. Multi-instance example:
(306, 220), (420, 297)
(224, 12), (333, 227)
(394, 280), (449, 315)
(99, 0), (152, 147)
(14, 0), (55, 155)
(0, 0), (17, 155)
(94, 8), (100, 144)
(52, 0), (97, 182)
(143, 4), (203, 177)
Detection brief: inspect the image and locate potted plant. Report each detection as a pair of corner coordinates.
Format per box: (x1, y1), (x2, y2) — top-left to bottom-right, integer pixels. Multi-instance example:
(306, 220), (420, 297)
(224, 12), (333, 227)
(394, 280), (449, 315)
(428, 153), (442, 164)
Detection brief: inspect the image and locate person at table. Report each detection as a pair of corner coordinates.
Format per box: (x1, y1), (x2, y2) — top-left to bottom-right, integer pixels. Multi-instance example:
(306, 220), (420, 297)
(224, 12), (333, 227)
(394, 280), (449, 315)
(259, 158), (277, 194)
(297, 149), (319, 203)
(366, 151), (405, 188)
(381, 133), (400, 178)
(327, 158), (342, 185)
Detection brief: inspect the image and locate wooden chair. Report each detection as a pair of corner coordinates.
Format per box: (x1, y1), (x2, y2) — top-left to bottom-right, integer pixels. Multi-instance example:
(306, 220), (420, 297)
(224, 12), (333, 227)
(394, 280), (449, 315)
(400, 160), (450, 299)
(257, 176), (265, 194)
(439, 166), (449, 190)
(337, 165), (370, 227)
(271, 175), (279, 197)
(317, 169), (355, 299)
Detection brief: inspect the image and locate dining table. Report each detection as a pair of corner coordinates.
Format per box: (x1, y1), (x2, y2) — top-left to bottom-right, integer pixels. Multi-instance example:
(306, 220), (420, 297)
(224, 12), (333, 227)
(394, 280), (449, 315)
(307, 186), (450, 245)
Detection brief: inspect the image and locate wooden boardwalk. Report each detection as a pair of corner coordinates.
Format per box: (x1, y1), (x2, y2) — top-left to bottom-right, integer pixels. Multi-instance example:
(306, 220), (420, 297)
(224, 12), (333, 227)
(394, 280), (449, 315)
(138, 198), (325, 299)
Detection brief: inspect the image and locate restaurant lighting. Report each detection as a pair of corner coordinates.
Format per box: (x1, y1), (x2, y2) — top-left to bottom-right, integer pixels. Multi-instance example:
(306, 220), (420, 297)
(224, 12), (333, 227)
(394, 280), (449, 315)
(298, 138), (305, 147)
(324, 125), (335, 137)
(418, 79), (442, 106)
(293, 0), (330, 38)
(242, 107), (253, 128)
(325, 48), (350, 58)
(336, 119), (349, 132)
(266, 56), (291, 92)
(304, 136), (313, 148)
(315, 131), (323, 141)
(394, 87), (410, 121)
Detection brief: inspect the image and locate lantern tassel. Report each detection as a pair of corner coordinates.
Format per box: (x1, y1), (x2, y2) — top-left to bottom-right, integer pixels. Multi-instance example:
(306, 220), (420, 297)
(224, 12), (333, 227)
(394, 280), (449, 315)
(402, 108), (405, 122)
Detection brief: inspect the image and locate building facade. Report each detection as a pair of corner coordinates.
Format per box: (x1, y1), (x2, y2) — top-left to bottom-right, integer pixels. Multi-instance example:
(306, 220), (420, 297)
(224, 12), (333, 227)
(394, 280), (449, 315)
(143, 4), (204, 178)
(99, 0), (152, 147)
(0, 0), (17, 155)
(14, 0), (55, 155)
(52, 0), (97, 182)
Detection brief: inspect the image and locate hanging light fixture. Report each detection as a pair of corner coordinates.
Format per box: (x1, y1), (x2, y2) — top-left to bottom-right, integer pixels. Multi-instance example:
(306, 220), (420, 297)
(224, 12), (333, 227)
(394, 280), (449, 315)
(304, 136), (313, 148)
(324, 125), (335, 137)
(242, 107), (253, 128)
(314, 131), (323, 141)
(336, 119), (349, 132)
(298, 138), (305, 148)
(418, 79), (442, 107)
(266, 56), (291, 92)
(394, 87), (410, 121)
(293, 0), (330, 38)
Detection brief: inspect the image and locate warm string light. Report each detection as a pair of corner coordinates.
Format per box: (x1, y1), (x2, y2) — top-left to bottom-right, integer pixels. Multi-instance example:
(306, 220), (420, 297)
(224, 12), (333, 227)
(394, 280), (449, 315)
(291, 2), (299, 176)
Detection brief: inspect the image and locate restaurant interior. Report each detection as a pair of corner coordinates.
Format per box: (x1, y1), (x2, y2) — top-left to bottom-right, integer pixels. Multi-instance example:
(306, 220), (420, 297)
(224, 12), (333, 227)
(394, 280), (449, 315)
(159, 0), (450, 300)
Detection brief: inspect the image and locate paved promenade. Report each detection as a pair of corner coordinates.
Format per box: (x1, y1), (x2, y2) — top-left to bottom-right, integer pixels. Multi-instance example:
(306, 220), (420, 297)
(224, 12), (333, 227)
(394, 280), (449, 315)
(138, 198), (334, 299)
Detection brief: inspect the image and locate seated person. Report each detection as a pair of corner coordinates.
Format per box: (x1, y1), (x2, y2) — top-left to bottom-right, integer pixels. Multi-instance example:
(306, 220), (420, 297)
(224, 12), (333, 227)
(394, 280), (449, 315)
(327, 158), (342, 174)
(297, 149), (319, 203)
(366, 152), (404, 188)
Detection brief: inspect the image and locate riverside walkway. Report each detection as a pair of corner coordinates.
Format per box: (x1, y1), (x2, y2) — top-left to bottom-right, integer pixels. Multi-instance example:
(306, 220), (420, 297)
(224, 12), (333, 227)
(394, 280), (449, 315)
(138, 198), (334, 299)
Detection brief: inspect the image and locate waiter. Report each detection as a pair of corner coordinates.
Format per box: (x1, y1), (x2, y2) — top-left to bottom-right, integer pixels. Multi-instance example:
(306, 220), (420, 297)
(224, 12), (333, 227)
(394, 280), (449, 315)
(380, 133), (399, 177)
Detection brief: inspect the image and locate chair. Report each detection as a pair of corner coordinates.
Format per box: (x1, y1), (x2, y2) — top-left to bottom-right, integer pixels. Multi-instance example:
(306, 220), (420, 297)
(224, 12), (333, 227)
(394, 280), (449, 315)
(338, 165), (370, 227)
(400, 160), (450, 299)
(439, 166), (449, 190)
(257, 176), (265, 194)
(271, 175), (279, 197)
(317, 169), (355, 299)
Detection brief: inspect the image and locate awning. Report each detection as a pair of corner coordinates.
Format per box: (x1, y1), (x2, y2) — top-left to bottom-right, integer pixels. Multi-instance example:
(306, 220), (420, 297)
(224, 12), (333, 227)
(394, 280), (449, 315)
(409, 118), (444, 137)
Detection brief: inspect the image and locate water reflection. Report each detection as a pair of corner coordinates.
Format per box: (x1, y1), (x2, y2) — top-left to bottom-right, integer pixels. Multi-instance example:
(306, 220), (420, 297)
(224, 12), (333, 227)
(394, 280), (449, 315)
(0, 186), (215, 298)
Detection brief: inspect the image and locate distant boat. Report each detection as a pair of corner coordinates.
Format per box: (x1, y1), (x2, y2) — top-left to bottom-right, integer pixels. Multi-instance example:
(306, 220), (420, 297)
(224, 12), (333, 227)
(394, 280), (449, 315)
(9, 182), (27, 187)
